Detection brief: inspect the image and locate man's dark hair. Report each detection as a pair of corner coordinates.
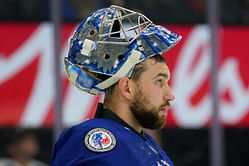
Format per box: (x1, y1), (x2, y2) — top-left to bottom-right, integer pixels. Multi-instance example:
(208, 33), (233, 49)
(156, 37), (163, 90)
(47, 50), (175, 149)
(104, 55), (166, 103)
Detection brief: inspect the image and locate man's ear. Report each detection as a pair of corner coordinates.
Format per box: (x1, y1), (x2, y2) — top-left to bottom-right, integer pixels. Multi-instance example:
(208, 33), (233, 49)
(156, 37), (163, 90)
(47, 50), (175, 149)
(118, 77), (135, 100)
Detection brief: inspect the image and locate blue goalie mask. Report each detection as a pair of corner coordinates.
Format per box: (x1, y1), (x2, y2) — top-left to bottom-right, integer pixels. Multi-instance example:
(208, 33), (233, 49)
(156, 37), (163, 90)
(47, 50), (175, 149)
(64, 5), (182, 95)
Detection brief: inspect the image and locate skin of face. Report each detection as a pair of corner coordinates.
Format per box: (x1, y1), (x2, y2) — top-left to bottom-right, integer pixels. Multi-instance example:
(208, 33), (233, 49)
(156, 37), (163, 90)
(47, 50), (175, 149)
(129, 58), (175, 129)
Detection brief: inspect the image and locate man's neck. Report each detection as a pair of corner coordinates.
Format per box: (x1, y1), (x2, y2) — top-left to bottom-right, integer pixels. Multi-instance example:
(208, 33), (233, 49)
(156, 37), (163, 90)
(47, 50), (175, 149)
(103, 102), (143, 133)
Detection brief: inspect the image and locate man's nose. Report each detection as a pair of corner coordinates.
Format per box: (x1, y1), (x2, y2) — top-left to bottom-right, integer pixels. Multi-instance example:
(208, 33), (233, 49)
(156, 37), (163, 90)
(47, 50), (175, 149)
(163, 86), (175, 101)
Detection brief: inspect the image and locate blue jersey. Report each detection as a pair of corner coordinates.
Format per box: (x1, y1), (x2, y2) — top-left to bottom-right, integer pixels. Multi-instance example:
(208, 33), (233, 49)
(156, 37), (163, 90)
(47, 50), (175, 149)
(51, 104), (174, 166)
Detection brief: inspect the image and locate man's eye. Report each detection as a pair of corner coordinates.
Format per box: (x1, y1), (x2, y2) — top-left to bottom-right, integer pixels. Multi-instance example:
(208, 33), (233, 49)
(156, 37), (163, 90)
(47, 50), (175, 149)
(156, 79), (163, 86)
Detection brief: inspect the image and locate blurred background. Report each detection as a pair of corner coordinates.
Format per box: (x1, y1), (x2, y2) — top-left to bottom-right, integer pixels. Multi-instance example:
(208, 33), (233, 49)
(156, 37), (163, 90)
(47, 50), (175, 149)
(0, 0), (249, 166)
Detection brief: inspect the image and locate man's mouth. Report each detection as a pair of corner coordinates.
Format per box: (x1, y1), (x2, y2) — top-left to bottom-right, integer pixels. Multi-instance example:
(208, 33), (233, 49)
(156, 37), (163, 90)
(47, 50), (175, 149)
(160, 102), (170, 111)
(160, 107), (168, 112)
(159, 106), (169, 116)
(159, 102), (170, 114)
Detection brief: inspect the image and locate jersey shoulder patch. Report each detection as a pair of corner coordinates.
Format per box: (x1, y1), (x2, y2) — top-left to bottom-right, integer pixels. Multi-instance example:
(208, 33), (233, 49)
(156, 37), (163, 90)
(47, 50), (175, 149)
(84, 128), (116, 152)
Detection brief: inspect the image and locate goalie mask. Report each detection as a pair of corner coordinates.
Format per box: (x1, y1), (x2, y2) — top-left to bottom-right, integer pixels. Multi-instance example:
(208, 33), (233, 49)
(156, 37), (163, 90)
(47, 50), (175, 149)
(64, 5), (182, 95)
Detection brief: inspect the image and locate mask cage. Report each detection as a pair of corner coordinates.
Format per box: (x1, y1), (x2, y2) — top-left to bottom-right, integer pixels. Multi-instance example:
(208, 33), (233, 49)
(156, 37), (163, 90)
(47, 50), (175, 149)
(98, 5), (153, 45)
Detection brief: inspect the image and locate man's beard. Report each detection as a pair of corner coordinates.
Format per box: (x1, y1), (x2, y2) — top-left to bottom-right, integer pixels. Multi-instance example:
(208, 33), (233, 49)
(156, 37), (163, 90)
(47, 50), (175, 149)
(129, 86), (169, 129)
